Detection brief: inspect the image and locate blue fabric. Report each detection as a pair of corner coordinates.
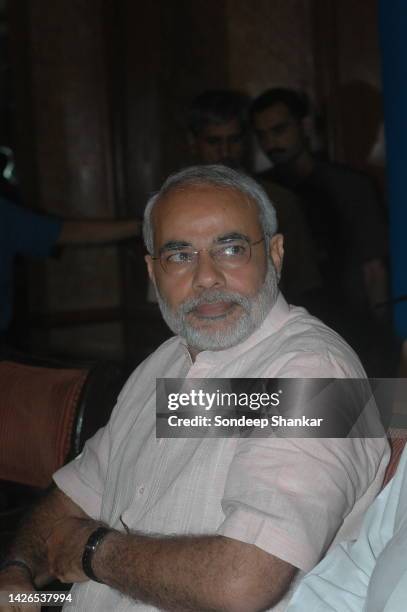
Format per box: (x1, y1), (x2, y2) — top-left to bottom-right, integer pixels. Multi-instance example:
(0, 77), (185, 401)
(0, 197), (62, 332)
(379, 0), (407, 339)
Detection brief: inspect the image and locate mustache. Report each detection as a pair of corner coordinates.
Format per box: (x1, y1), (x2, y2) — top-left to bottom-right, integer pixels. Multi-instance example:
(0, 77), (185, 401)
(180, 290), (250, 315)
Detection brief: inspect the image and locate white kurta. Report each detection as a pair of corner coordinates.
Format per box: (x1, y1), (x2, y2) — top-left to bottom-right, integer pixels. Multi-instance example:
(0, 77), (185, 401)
(288, 445), (407, 611)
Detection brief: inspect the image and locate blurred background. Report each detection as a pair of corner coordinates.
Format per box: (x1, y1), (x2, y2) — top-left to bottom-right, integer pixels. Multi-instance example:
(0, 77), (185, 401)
(0, 0), (391, 369)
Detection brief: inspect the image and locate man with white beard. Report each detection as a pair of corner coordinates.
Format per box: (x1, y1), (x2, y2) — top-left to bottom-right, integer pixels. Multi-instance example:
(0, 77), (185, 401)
(0, 166), (388, 612)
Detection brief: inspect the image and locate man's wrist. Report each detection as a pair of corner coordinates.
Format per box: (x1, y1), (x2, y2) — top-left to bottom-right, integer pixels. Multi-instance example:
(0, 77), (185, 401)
(0, 559), (37, 588)
(82, 527), (114, 583)
(91, 529), (124, 586)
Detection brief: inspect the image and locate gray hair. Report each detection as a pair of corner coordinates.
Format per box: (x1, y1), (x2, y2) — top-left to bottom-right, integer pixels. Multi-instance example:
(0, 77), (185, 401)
(142, 164), (278, 255)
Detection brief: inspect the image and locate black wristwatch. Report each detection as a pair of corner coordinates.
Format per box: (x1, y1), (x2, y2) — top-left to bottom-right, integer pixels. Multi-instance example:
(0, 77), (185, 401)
(82, 526), (112, 583)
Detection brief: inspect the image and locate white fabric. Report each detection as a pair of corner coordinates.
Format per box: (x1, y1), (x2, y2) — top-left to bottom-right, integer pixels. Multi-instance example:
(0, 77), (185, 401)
(53, 293), (389, 611)
(287, 445), (407, 611)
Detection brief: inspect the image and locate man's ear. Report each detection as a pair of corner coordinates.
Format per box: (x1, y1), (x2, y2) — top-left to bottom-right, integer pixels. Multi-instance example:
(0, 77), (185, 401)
(269, 234), (284, 277)
(145, 254), (156, 285)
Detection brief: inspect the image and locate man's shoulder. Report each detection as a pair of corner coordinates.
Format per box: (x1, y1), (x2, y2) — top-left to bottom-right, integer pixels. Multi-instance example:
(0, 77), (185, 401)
(312, 160), (374, 191)
(255, 172), (307, 233)
(256, 171), (300, 206)
(262, 304), (366, 378)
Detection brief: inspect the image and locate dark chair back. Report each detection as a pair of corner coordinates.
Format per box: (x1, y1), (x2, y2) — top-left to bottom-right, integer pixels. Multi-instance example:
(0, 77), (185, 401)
(0, 353), (126, 488)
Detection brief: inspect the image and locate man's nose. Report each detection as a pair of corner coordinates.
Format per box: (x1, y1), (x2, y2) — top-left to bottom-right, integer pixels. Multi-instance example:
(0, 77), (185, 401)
(260, 130), (276, 152)
(192, 250), (226, 291)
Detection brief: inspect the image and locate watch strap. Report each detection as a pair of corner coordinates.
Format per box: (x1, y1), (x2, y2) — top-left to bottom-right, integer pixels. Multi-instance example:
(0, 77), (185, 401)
(82, 526), (111, 583)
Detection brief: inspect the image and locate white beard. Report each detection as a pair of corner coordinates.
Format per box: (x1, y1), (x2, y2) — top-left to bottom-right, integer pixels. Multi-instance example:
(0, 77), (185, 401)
(155, 259), (279, 352)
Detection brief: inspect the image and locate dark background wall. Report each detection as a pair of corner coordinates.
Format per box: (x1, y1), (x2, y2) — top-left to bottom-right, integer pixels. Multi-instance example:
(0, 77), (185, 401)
(3, 0), (385, 365)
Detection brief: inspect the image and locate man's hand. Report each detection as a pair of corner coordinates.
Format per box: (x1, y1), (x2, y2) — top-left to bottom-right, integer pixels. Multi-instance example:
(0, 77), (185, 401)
(2, 487), (95, 590)
(0, 566), (39, 612)
(46, 517), (102, 584)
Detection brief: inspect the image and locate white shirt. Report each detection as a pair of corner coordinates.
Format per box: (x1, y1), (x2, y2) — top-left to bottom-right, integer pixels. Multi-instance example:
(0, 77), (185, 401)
(287, 445), (407, 611)
(54, 294), (389, 611)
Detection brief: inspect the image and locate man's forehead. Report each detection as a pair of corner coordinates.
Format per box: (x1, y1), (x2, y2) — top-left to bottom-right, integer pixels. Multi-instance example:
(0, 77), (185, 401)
(152, 185), (260, 234)
(254, 103), (293, 126)
(201, 119), (242, 137)
(155, 184), (255, 213)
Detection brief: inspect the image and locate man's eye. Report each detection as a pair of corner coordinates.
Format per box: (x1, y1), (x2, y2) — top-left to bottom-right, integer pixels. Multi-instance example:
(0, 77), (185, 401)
(166, 251), (194, 264)
(272, 122), (290, 136)
(220, 244), (246, 257)
(205, 137), (221, 146)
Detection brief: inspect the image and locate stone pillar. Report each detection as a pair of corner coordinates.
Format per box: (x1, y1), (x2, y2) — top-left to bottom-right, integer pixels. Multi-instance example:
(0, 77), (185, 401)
(10, 0), (124, 359)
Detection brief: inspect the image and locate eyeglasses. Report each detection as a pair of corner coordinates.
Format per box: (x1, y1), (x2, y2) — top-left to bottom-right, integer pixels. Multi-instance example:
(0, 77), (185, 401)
(152, 237), (265, 276)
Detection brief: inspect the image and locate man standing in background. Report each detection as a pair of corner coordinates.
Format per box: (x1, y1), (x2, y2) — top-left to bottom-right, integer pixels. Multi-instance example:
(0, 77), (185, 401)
(187, 90), (322, 308)
(250, 87), (388, 319)
(251, 88), (393, 374)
